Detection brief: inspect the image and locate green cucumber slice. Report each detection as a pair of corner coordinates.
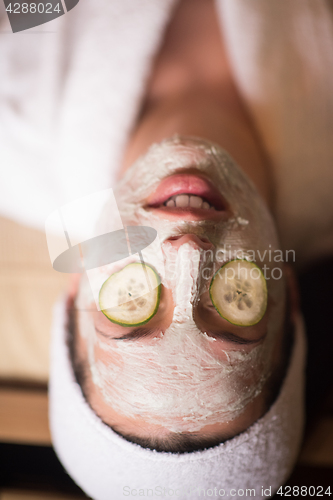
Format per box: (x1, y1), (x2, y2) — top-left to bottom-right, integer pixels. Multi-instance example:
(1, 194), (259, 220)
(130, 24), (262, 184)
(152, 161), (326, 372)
(99, 262), (161, 327)
(209, 259), (267, 326)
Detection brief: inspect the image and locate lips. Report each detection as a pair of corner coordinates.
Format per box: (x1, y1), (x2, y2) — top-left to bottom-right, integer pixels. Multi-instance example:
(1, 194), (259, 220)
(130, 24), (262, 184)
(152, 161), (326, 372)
(145, 173), (229, 220)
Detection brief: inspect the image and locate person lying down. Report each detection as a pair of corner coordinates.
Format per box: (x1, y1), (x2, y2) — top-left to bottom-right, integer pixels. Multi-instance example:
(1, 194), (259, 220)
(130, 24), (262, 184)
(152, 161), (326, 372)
(49, 1), (306, 498)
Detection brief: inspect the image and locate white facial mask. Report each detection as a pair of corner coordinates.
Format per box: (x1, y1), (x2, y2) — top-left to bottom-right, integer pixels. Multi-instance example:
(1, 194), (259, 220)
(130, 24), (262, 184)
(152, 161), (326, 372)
(79, 243), (268, 432)
(77, 136), (286, 431)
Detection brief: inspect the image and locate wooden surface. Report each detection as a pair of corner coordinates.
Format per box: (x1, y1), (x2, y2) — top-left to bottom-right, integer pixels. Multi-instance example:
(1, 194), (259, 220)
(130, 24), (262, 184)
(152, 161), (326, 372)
(0, 387), (51, 446)
(0, 216), (68, 382)
(0, 491), (85, 500)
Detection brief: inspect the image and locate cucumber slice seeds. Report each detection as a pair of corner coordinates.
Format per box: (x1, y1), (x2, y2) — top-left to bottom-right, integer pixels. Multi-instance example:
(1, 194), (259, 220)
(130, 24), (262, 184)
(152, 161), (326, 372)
(99, 262), (161, 327)
(209, 259), (267, 326)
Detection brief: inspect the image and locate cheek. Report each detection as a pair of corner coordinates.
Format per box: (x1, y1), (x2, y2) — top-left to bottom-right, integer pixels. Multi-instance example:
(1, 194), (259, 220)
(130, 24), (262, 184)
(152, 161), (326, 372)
(93, 341), (123, 373)
(198, 336), (231, 362)
(211, 342), (267, 390)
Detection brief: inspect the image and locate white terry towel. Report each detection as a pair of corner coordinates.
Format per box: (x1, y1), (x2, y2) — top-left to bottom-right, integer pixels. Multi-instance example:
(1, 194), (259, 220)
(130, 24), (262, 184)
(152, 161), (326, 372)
(1, 0), (333, 267)
(49, 298), (306, 500)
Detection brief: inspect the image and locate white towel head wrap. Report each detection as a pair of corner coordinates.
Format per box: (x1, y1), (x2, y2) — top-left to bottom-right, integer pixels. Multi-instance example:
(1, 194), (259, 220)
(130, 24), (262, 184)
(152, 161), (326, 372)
(49, 298), (306, 500)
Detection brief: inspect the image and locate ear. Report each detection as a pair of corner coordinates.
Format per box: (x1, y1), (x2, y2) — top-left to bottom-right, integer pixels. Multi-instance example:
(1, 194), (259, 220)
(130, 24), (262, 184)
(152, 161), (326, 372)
(283, 264), (300, 322)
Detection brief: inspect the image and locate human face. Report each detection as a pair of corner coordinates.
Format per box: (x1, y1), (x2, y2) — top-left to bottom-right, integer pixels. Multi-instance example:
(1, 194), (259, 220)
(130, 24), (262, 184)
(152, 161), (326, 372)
(76, 136), (286, 440)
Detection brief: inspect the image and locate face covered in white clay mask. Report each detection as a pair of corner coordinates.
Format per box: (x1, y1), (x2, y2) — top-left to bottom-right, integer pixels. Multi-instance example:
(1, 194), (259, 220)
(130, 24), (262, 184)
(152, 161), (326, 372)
(76, 136), (286, 438)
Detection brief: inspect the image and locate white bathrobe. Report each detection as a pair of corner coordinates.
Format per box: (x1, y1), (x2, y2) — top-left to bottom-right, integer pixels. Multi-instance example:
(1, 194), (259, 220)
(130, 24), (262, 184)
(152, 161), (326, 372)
(1, 0), (333, 267)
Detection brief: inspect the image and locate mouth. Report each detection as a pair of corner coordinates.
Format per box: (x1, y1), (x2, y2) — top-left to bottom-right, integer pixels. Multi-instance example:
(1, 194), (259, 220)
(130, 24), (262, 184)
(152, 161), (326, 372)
(145, 173), (229, 220)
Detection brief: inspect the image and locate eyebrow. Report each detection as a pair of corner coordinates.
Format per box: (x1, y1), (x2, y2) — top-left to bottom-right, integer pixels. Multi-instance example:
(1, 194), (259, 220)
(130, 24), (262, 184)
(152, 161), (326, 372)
(96, 327), (266, 344)
(207, 329), (267, 345)
(96, 327), (160, 341)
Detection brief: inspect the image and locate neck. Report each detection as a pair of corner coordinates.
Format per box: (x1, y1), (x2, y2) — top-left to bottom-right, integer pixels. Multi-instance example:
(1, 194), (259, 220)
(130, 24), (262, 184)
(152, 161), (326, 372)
(120, 0), (273, 207)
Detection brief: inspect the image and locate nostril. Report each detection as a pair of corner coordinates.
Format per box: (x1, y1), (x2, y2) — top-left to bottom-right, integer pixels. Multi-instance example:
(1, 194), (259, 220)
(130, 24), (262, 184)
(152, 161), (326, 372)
(199, 237), (210, 244)
(165, 234), (214, 250)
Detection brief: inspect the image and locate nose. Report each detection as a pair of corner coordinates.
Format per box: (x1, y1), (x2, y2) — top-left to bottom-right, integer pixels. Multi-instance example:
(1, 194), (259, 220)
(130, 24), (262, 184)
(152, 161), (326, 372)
(165, 234), (214, 251)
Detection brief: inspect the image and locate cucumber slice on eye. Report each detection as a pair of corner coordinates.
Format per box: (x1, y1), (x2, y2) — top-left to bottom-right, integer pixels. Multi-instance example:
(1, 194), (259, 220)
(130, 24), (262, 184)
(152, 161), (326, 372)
(209, 259), (267, 326)
(99, 263), (161, 327)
